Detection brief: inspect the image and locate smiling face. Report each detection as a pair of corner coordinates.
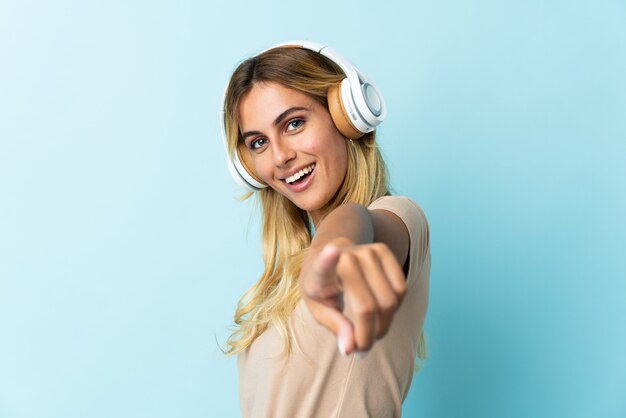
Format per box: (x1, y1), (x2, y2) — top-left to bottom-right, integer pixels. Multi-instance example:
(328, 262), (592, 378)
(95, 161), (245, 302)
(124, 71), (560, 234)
(238, 82), (348, 225)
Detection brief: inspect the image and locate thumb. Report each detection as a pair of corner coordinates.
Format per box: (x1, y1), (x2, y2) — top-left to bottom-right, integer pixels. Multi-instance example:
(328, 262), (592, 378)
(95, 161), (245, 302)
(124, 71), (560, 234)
(304, 244), (342, 299)
(312, 244), (341, 279)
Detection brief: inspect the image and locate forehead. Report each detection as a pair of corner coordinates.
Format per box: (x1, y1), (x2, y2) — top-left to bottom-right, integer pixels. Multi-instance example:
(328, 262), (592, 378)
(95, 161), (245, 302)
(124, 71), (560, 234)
(238, 82), (318, 129)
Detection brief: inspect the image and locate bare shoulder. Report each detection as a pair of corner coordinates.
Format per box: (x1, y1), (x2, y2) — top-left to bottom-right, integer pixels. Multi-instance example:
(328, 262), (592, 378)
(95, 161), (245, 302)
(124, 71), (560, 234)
(369, 201), (411, 271)
(369, 195), (429, 271)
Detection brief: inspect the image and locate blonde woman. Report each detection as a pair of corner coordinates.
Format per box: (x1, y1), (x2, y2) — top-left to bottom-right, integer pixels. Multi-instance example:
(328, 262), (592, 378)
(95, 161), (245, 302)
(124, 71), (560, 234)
(221, 41), (431, 418)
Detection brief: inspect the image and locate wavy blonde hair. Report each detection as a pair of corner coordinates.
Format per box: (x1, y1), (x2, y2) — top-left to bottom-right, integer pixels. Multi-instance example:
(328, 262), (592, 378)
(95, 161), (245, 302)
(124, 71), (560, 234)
(222, 47), (425, 361)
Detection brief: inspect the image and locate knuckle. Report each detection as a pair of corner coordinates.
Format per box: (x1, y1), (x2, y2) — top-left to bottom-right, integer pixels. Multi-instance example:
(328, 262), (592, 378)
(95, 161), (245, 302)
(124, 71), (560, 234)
(353, 247), (373, 260)
(365, 247), (378, 257)
(395, 281), (407, 297)
(371, 242), (389, 255)
(342, 252), (357, 264)
(380, 298), (399, 315)
(373, 242), (388, 252)
(354, 303), (376, 319)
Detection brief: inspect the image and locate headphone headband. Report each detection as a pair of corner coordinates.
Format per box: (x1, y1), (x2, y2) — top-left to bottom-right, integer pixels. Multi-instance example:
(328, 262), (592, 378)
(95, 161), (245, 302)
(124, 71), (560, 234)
(220, 40), (386, 191)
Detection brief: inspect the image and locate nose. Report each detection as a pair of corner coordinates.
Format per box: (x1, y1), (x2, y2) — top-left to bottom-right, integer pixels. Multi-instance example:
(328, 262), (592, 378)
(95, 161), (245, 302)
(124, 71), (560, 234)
(271, 137), (296, 167)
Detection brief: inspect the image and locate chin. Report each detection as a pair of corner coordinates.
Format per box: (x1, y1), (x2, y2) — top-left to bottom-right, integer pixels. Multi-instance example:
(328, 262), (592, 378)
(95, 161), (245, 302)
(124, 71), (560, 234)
(288, 199), (320, 212)
(284, 194), (325, 212)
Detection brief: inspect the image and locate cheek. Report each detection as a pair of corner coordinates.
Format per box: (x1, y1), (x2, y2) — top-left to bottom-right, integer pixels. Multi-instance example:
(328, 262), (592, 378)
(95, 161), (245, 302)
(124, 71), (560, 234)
(252, 155), (273, 182)
(337, 148), (349, 178)
(299, 135), (318, 153)
(305, 130), (347, 157)
(332, 140), (349, 169)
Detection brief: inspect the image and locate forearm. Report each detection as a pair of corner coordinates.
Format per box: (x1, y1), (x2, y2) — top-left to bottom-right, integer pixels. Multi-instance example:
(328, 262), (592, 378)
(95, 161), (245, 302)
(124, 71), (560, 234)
(310, 203), (374, 251)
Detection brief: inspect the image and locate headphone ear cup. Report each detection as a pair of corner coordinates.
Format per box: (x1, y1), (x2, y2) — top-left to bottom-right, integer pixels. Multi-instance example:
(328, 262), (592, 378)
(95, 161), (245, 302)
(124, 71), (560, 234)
(236, 142), (266, 186)
(327, 82), (365, 140)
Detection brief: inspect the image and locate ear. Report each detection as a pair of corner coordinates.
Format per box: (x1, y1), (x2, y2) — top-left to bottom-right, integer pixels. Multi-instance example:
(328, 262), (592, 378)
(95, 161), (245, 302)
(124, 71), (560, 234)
(327, 83), (365, 140)
(237, 142), (266, 186)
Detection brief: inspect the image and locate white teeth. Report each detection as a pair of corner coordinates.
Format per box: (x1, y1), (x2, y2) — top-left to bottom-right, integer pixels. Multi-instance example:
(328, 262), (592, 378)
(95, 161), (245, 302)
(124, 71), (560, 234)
(285, 164), (315, 184)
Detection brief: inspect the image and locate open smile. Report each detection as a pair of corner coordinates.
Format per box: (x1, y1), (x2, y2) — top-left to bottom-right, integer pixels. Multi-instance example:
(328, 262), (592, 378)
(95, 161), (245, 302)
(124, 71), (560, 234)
(284, 163), (316, 184)
(281, 163), (316, 192)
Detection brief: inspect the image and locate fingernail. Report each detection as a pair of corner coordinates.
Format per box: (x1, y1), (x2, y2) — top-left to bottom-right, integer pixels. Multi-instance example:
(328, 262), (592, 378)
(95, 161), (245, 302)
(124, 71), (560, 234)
(356, 350), (368, 359)
(337, 338), (347, 356)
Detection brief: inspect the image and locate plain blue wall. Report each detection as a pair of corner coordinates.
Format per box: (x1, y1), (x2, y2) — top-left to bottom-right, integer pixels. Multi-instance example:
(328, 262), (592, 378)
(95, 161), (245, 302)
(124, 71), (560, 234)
(1, 1), (624, 417)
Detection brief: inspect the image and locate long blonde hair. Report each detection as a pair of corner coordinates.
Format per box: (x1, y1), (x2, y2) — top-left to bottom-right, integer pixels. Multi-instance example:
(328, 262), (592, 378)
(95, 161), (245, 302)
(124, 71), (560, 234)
(222, 47), (424, 360)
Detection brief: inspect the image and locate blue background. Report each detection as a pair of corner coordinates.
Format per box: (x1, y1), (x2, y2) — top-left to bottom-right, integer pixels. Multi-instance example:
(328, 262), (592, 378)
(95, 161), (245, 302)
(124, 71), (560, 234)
(1, 1), (624, 417)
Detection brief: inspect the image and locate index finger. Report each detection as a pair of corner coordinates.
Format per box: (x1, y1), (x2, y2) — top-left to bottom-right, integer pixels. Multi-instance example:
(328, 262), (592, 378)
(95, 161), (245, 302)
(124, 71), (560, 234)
(305, 297), (356, 355)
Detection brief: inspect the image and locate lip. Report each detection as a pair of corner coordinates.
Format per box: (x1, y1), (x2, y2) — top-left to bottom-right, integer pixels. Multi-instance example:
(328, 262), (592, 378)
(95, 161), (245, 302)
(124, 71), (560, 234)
(283, 164), (316, 193)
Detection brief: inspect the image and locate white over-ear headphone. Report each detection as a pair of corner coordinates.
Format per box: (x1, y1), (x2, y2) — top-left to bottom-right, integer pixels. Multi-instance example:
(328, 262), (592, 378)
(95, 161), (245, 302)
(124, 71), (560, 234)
(220, 40), (386, 191)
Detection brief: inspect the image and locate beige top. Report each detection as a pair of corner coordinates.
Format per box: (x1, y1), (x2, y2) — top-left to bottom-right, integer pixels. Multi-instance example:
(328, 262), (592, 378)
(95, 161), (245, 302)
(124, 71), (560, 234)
(238, 196), (431, 418)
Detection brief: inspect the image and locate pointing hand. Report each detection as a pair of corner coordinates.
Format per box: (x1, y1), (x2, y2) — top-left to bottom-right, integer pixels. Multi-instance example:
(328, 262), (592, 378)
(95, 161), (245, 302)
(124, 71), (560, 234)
(300, 238), (407, 356)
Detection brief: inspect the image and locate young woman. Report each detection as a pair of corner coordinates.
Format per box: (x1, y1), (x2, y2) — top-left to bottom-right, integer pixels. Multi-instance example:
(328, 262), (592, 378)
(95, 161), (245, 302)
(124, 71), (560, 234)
(221, 41), (430, 418)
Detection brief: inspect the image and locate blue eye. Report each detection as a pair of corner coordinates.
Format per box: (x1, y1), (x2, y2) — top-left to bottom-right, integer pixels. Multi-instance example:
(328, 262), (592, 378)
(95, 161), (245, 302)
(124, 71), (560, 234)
(250, 137), (267, 150)
(286, 119), (304, 131)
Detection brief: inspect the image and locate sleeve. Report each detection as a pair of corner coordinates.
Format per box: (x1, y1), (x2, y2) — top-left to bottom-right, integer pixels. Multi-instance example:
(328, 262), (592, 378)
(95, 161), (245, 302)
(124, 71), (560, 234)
(368, 195), (430, 288)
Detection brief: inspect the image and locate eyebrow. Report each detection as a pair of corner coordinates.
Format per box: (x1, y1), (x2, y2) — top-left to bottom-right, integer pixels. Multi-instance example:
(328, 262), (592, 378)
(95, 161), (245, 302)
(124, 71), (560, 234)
(240, 106), (310, 141)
